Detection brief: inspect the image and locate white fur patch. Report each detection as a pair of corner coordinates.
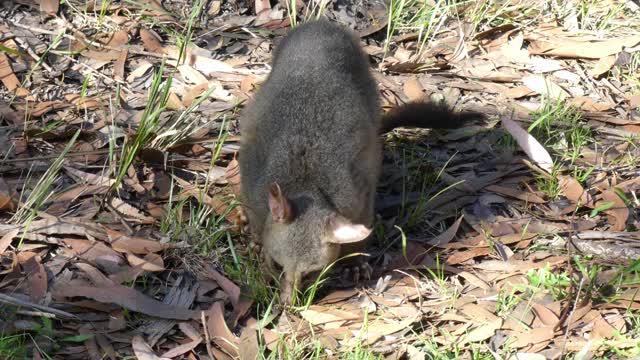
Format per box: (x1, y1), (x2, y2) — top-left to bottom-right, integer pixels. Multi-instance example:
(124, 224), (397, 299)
(331, 224), (372, 243)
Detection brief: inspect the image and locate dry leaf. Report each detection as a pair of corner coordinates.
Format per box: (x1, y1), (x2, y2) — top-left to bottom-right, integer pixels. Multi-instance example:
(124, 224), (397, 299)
(107, 229), (171, 254)
(427, 215), (463, 246)
(599, 190), (629, 231)
(446, 247), (491, 265)
(206, 302), (239, 357)
(630, 93), (640, 109)
(178, 65), (208, 86)
(0, 228), (19, 255)
(62, 238), (125, 265)
(588, 55), (616, 78)
(460, 303), (500, 323)
(22, 255), (47, 302)
(178, 322), (203, 342)
(513, 353), (546, 360)
(486, 185), (546, 203)
(569, 96), (615, 112)
(166, 92), (184, 110)
(190, 56), (240, 76)
(558, 175), (594, 207)
(299, 306), (359, 326)
(65, 166), (116, 186)
(208, 0), (221, 15)
(53, 280), (199, 320)
(0, 178), (17, 212)
(136, 0), (175, 22)
(511, 327), (555, 348)
(531, 304), (559, 327)
(126, 63), (154, 84)
(521, 75), (569, 101)
(403, 78), (424, 101)
(501, 118), (553, 173)
(457, 271), (491, 290)
(0, 53), (21, 92)
(240, 75), (259, 94)
(25, 101), (70, 117)
(114, 49), (128, 82)
(159, 339), (201, 358)
(254, 0), (271, 15)
(238, 327), (260, 360)
(126, 253), (165, 271)
(589, 312), (618, 339)
(132, 335), (171, 360)
(260, 327), (279, 352)
(140, 28), (165, 54)
(39, 0), (59, 15)
(83, 30), (129, 60)
(78, 324), (100, 359)
(50, 184), (110, 202)
(505, 85), (535, 99)
(110, 198), (156, 223)
(531, 35), (640, 59)
(355, 315), (419, 346)
(205, 268), (241, 308)
(182, 83), (209, 107)
(464, 318), (502, 342)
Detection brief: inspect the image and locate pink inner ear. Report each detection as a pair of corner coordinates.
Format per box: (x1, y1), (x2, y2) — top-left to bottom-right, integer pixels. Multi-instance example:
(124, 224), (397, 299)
(268, 183), (291, 223)
(331, 223), (372, 244)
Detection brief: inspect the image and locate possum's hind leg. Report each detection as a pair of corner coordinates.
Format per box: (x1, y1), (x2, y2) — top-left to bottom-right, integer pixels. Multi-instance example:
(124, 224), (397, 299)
(280, 270), (302, 305)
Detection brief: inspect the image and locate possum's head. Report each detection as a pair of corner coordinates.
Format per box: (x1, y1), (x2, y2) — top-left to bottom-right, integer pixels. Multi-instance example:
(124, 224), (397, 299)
(261, 183), (371, 293)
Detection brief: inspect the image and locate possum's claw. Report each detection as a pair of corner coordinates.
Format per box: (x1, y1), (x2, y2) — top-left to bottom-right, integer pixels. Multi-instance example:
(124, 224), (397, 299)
(342, 262), (372, 285)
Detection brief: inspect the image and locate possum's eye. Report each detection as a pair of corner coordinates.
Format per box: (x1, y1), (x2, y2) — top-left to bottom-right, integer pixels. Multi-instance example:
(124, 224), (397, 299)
(326, 216), (371, 244)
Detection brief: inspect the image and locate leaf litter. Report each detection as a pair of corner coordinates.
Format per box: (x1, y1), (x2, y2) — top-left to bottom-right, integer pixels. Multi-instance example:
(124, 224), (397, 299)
(1, 0), (640, 359)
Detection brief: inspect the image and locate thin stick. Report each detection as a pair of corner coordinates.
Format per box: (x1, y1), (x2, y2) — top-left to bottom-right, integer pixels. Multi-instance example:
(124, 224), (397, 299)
(9, 20), (166, 59)
(104, 200), (135, 235)
(201, 310), (215, 360)
(1, 136), (239, 163)
(0, 292), (78, 319)
(58, 53), (133, 94)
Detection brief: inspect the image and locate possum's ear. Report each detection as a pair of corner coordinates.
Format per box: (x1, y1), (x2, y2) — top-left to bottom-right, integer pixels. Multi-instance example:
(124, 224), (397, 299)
(268, 183), (293, 223)
(327, 217), (372, 244)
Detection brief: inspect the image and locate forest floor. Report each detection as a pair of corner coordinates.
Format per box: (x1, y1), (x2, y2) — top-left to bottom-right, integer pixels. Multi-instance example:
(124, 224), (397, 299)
(1, 0), (640, 359)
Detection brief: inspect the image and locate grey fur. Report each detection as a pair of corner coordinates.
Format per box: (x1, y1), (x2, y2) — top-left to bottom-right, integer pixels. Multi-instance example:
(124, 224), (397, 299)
(239, 20), (481, 300)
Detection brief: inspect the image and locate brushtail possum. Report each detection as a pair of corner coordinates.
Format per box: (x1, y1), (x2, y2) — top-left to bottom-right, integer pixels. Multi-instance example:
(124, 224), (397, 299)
(239, 20), (482, 302)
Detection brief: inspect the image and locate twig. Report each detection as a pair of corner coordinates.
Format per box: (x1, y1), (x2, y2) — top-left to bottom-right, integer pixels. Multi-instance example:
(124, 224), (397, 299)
(105, 200), (135, 235)
(201, 310), (215, 360)
(0, 292), (78, 320)
(600, 77), (628, 100)
(1, 136), (239, 163)
(560, 272), (585, 358)
(11, 34), (54, 73)
(9, 20), (166, 59)
(26, 47), (54, 72)
(572, 63), (614, 104)
(17, 309), (58, 318)
(56, 53), (133, 94)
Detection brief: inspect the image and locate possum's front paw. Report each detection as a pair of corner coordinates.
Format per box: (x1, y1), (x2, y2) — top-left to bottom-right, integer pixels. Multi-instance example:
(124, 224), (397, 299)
(230, 206), (249, 233)
(342, 261), (373, 285)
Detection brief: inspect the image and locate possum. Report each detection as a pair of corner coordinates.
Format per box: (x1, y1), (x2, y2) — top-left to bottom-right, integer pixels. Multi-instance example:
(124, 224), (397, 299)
(238, 20), (482, 302)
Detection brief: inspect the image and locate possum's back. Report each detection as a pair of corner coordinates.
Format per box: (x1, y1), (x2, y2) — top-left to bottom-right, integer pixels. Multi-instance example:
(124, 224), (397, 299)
(240, 20), (382, 234)
(254, 20), (379, 138)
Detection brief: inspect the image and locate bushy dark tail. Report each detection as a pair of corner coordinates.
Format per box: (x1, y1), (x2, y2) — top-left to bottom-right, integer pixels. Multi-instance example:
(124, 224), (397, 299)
(380, 101), (485, 134)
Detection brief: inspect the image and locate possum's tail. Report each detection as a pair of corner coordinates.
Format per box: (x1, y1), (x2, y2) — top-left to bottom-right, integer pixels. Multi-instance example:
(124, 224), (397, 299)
(380, 101), (484, 134)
